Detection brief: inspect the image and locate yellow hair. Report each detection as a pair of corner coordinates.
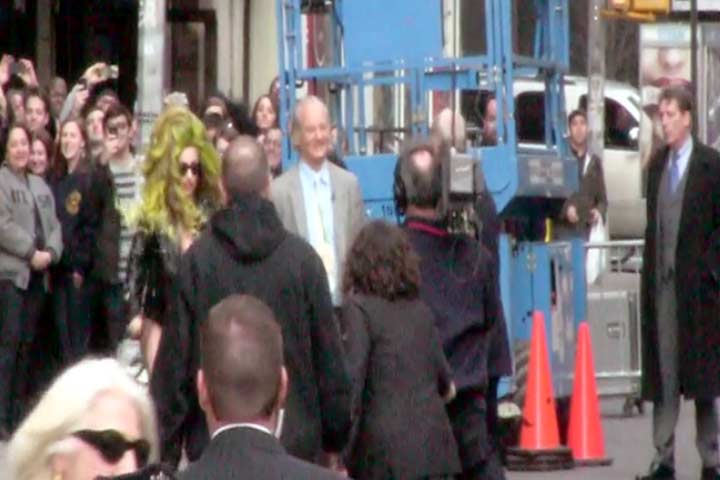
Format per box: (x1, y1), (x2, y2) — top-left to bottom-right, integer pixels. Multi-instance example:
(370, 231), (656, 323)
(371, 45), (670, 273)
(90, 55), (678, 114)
(133, 106), (222, 237)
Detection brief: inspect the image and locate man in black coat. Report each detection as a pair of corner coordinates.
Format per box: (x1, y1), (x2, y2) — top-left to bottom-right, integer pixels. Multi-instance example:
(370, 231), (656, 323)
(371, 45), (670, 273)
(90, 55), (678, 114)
(180, 294), (345, 480)
(85, 162), (127, 355)
(638, 87), (720, 480)
(395, 137), (504, 479)
(151, 136), (352, 469)
(432, 108), (512, 473)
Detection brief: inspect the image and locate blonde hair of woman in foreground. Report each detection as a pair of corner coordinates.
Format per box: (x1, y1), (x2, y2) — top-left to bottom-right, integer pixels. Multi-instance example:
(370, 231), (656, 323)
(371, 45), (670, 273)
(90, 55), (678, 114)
(8, 358), (159, 480)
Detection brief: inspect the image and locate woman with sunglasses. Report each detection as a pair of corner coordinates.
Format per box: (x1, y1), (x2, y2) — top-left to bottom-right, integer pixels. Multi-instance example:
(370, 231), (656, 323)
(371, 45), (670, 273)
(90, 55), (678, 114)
(0, 124), (62, 437)
(126, 106), (222, 374)
(7, 358), (159, 479)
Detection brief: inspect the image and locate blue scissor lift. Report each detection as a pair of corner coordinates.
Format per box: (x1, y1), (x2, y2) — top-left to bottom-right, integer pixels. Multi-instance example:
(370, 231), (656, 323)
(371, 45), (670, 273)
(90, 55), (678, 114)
(276, 0), (586, 430)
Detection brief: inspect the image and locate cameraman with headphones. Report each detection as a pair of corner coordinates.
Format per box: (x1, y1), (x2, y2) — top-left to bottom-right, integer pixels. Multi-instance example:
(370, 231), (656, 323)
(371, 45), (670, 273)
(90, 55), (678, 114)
(395, 138), (505, 479)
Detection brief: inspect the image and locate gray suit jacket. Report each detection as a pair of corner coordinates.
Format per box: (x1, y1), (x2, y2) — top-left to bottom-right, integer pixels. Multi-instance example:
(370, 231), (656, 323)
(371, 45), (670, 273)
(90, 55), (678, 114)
(271, 161), (366, 283)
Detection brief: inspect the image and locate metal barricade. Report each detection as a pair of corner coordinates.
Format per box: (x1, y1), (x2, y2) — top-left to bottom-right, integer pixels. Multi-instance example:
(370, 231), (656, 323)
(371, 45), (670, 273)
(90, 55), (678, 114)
(585, 240), (645, 416)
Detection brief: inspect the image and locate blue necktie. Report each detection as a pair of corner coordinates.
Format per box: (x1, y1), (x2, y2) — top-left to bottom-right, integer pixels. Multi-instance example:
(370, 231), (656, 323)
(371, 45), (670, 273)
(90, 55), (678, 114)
(670, 151), (681, 194)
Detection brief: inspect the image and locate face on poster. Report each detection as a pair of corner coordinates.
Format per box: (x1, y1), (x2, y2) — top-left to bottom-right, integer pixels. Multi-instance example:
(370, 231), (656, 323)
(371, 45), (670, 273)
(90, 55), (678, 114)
(699, 25), (720, 150)
(640, 23), (720, 153)
(639, 24), (692, 166)
(640, 47), (691, 91)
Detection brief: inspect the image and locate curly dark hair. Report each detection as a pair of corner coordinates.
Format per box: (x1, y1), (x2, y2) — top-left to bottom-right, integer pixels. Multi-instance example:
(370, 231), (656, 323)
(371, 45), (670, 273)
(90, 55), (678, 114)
(342, 220), (420, 301)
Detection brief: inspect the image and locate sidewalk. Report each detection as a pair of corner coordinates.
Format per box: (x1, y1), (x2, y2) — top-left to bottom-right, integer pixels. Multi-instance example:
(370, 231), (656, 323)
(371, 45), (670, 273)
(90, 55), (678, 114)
(508, 398), (702, 480)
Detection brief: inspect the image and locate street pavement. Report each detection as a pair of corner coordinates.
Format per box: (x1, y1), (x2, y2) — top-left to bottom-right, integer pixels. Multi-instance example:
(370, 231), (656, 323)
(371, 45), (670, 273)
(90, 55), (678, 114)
(0, 397), (704, 479)
(508, 397), (703, 480)
(0, 444), (7, 480)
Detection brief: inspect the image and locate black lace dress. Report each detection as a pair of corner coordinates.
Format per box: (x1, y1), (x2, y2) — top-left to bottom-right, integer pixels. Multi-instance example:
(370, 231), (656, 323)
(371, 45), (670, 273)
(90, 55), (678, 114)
(126, 230), (183, 326)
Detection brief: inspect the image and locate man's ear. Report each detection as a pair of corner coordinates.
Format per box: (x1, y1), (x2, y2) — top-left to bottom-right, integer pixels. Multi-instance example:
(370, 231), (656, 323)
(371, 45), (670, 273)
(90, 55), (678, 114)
(278, 366), (289, 410)
(219, 180), (229, 206)
(261, 174), (272, 200)
(197, 370), (213, 418)
(50, 452), (69, 479)
(683, 110), (692, 130)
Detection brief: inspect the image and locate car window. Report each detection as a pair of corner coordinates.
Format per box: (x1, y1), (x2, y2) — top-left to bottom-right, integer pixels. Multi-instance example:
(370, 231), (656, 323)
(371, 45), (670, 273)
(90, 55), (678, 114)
(579, 95), (639, 150)
(605, 98), (639, 149)
(516, 92), (545, 143)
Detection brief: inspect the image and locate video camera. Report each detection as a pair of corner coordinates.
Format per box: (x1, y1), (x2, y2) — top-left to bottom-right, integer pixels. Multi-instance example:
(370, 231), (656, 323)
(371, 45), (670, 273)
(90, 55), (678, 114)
(394, 142), (486, 236)
(441, 151), (486, 235)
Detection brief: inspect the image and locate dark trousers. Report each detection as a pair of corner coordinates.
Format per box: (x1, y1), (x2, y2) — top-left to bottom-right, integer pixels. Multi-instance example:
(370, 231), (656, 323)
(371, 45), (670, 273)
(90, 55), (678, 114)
(486, 377), (506, 477)
(86, 279), (127, 355)
(27, 296), (63, 403)
(447, 388), (505, 480)
(651, 278), (719, 469)
(52, 272), (90, 363)
(0, 276), (47, 430)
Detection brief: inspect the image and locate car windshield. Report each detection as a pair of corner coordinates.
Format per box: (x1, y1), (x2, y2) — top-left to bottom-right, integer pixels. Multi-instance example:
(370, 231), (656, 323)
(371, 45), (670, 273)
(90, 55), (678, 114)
(628, 95), (641, 111)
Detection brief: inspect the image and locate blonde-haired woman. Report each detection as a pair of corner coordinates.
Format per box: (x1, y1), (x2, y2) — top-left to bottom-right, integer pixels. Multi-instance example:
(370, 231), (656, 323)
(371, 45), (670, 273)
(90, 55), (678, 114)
(8, 358), (159, 480)
(126, 106), (222, 373)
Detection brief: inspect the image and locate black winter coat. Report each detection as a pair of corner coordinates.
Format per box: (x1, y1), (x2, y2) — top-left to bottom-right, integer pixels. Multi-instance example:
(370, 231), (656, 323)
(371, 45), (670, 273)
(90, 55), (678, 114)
(50, 165), (105, 277)
(87, 163), (122, 284)
(404, 218), (500, 392)
(150, 194), (352, 466)
(341, 294), (460, 480)
(641, 140), (720, 400)
(475, 190), (512, 378)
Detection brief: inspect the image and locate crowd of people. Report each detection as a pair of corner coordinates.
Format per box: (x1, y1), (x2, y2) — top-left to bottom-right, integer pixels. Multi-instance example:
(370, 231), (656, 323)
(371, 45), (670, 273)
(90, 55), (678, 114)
(0, 56), (287, 420)
(0, 54), (514, 480)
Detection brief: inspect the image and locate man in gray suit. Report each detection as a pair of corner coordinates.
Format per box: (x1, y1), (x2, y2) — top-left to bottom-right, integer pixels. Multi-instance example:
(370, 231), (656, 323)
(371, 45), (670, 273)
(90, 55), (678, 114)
(638, 86), (720, 480)
(272, 96), (365, 304)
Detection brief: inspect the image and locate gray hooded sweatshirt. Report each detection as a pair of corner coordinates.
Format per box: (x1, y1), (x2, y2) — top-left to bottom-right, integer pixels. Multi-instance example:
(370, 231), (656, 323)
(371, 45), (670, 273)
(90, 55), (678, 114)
(0, 165), (62, 290)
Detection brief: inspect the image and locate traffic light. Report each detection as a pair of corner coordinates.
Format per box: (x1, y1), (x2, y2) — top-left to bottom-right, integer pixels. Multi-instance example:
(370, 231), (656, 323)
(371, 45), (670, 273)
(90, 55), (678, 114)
(609, 0), (631, 11)
(605, 0), (671, 20)
(633, 0), (670, 13)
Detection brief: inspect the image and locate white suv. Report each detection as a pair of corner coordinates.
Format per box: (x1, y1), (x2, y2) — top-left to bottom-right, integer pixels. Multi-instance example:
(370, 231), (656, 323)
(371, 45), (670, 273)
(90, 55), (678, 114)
(514, 76), (646, 239)
(464, 76), (647, 239)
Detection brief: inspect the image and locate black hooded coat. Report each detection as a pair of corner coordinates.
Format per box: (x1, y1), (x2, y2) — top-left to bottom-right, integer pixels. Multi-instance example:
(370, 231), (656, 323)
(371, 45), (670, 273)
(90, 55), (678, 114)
(150, 194), (352, 466)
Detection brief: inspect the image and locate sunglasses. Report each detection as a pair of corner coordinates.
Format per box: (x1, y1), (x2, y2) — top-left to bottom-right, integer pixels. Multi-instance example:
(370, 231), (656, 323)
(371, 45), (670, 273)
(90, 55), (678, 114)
(72, 429), (150, 467)
(180, 163), (201, 177)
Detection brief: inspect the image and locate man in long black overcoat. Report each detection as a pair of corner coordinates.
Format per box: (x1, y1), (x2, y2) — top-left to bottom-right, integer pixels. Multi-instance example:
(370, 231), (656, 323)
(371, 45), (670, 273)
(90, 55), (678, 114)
(639, 86), (720, 480)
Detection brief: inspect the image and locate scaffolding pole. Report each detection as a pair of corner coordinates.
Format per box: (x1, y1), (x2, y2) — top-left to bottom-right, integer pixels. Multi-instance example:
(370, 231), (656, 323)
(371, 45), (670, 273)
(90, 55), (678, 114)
(587, 0), (606, 160)
(135, 0), (167, 151)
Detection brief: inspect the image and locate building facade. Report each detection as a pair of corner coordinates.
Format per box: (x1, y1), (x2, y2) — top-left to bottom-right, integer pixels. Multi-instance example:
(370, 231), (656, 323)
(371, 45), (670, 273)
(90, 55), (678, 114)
(1, 0), (278, 111)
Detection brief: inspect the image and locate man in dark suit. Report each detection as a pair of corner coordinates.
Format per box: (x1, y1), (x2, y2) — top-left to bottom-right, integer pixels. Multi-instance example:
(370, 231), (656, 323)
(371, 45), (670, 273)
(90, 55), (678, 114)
(180, 294), (345, 480)
(151, 137), (351, 468)
(556, 109), (608, 240)
(638, 86), (720, 480)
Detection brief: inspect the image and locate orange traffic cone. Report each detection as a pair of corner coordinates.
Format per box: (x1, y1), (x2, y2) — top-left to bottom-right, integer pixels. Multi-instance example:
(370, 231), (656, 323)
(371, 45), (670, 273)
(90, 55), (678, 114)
(567, 322), (612, 466)
(506, 311), (573, 471)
